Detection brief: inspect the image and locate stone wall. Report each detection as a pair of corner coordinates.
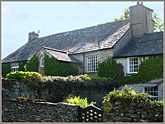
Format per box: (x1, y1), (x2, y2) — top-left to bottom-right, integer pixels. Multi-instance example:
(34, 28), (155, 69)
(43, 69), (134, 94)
(2, 99), (81, 122)
(103, 101), (163, 122)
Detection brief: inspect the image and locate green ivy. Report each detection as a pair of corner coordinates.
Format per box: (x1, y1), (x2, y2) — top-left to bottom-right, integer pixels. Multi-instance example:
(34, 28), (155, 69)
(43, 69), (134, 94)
(44, 55), (78, 76)
(2, 63), (11, 77)
(119, 56), (163, 86)
(138, 56), (163, 83)
(97, 57), (124, 82)
(24, 56), (39, 72)
(18, 62), (27, 71)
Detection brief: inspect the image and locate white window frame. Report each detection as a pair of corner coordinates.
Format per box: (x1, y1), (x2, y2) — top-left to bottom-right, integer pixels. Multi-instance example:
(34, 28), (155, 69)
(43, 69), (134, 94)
(11, 66), (19, 72)
(143, 86), (158, 101)
(127, 57), (139, 74)
(40, 56), (44, 67)
(87, 55), (97, 72)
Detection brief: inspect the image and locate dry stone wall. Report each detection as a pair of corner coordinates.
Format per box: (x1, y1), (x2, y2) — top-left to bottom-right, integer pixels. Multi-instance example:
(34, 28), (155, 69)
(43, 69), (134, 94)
(103, 101), (163, 122)
(2, 99), (81, 122)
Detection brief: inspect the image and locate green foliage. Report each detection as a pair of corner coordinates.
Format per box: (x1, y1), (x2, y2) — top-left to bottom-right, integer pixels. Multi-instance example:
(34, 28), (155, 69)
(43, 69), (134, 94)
(79, 74), (91, 80)
(152, 11), (164, 32)
(44, 55), (78, 76)
(6, 71), (42, 90)
(18, 62), (27, 71)
(79, 74), (112, 81)
(152, 100), (164, 107)
(138, 56), (163, 82)
(114, 8), (130, 21)
(24, 56), (39, 72)
(2, 63), (11, 77)
(103, 85), (151, 107)
(65, 96), (95, 108)
(119, 56), (163, 86)
(97, 57), (124, 82)
(41, 75), (117, 105)
(6, 71), (42, 83)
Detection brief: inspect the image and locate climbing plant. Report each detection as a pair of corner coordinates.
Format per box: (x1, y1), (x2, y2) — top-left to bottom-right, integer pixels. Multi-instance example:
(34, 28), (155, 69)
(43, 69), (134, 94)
(119, 56), (163, 86)
(24, 56), (39, 72)
(2, 63), (11, 77)
(44, 55), (78, 76)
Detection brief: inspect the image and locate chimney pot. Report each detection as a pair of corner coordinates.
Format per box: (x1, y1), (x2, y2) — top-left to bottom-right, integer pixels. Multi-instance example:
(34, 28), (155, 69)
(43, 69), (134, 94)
(28, 31), (39, 42)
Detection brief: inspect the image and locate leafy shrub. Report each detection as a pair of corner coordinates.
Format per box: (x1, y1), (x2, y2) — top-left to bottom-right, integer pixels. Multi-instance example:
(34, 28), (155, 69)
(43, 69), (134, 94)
(97, 57), (124, 82)
(24, 56), (39, 72)
(119, 56), (163, 86)
(65, 96), (95, 108)
(6, 71), (42, 83)
(2, 63), (11, 77)
(44, 55), (78, 76)
(103, 85), (151, 107)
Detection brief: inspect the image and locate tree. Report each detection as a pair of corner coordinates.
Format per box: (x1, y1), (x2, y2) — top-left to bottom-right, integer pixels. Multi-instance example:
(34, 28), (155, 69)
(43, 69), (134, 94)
(152, 11), (164, 31)
(113, 8), (163, 32)
(113, 8), (130, 21)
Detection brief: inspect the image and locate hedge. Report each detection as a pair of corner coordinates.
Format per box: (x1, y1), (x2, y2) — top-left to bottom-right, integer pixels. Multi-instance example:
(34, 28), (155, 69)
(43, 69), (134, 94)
(97, 57), (124, 82)
(24, 56), (39, 72)
(40, 75), (118, 103)
(44, 55), (78, 76)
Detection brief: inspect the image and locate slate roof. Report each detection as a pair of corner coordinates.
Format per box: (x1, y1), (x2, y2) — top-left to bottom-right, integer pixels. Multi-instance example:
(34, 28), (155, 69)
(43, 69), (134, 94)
(113, 32), (163, 58)
(42, 47), (80, 63)
(2, 19), (130, 63)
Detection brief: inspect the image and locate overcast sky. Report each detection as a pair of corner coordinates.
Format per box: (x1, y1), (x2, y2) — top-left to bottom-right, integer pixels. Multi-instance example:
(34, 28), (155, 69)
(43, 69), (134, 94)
(2, 1), (164, 59)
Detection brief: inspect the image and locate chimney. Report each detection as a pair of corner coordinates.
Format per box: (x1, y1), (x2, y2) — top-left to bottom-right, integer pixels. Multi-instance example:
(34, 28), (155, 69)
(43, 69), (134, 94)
(28, 31), (39, 42)
(129, 4), (154, 38)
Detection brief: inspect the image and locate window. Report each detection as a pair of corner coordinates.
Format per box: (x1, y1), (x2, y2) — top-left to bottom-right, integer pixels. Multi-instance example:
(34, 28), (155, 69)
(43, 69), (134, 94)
(87, 56), (97, 72)
(127, 58), (139, 73)
(40, 56), (44, 67)
(144, 86), (158, 101)
(11, 66), (19, 72)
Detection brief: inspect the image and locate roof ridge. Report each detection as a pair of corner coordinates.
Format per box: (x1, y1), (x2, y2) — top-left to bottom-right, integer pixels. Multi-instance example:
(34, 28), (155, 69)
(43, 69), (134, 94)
(42, 46), (67, 54)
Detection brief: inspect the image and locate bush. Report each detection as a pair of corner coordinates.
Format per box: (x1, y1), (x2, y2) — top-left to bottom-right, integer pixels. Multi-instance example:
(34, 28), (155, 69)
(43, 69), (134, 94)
(97, 57), (124, 82)
(24, 56), (39, 72)
(2, 63), (11, 77)
(103, 85), (151, 107)
(44, 55), (78, 76)
(6, 71), (42, 83)
(64, 96), (95, 108)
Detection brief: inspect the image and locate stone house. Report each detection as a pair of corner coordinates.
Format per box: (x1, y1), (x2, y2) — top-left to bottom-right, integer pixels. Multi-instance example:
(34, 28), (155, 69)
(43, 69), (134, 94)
(2, 4), (163, 100)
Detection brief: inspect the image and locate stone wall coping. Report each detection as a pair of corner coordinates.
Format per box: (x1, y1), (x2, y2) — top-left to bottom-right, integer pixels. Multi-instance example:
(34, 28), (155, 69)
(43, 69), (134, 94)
(3, 99), (81, 107)
(57, 102), (81, 107)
